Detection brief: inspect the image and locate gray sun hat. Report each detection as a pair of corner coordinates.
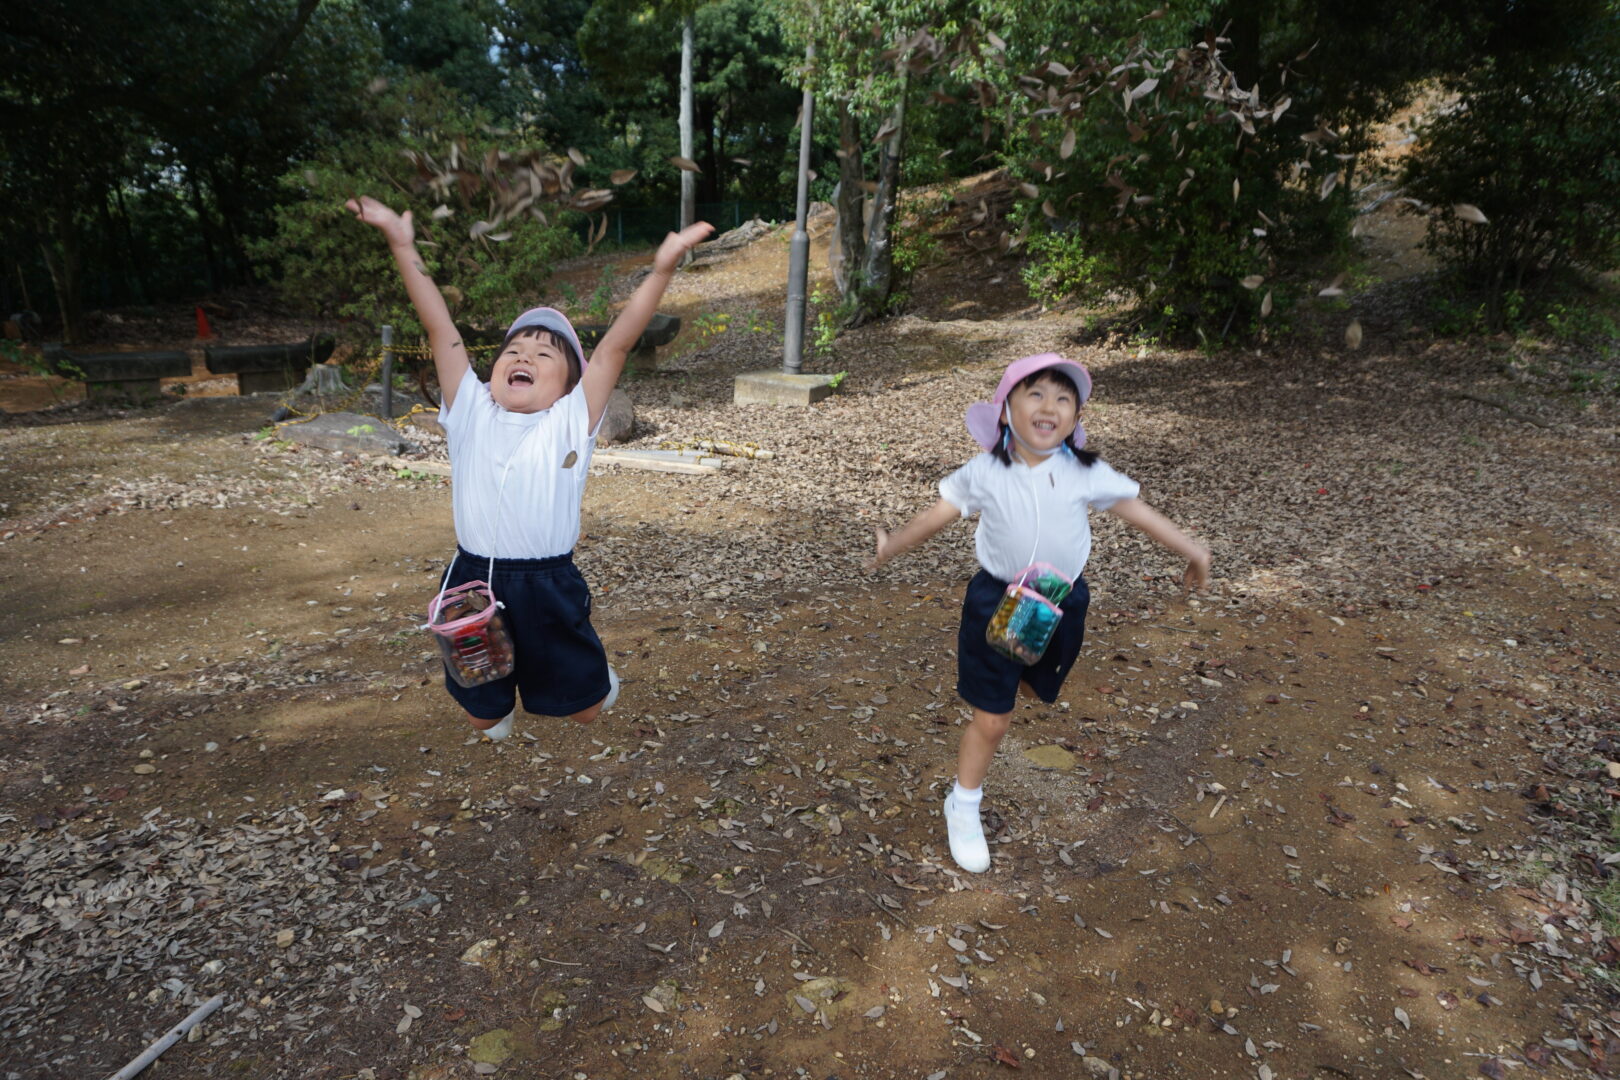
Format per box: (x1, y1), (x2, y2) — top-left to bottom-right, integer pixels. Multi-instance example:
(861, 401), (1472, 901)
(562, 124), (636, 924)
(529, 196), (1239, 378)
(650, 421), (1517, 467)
(503, 307), (585, 367)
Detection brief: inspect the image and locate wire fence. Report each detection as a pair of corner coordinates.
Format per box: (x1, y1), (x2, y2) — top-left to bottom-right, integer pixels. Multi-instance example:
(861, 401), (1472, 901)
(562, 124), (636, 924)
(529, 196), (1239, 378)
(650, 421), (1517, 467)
(581, 200), (793, 246)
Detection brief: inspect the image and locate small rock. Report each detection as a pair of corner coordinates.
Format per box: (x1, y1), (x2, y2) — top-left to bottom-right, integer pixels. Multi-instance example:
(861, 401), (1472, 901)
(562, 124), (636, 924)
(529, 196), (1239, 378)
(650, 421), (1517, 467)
(460, 938), (501, 966)
(467, 1029), (515, 1066)
(123, 679), (145, 691)
(400, 891), (441, 911)
(132, 764), (156, 775)
(1021, 745), (1076, 770)
(275, 929), (295, 948)
(1082, 1056), (1114, 1078)
(1606, 762), (1620, 780)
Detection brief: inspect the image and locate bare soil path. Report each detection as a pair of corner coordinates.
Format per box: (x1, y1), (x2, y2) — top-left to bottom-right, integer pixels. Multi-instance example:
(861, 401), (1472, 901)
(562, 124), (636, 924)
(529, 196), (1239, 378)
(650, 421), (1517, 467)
(2, 203), (1619, 1080)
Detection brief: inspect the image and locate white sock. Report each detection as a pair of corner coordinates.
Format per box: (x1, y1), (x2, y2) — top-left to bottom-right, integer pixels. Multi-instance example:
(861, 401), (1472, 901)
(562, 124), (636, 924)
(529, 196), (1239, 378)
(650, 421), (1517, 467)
(950, 781), (983, 809)
(600, 666), (620, 713)
(482, 712), (514, 742)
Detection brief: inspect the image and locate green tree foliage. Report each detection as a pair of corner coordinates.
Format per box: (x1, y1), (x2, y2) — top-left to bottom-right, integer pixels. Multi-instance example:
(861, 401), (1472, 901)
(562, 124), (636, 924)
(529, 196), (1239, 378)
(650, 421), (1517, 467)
(0, 0), (380, 338)
(251, 77), (596, 339)
(573, 0), (803, 208)
(774, 0), (975, 326)
(1401, 0), (1620, 327)
(365, 0), (526, 117)
(950, 7), (1345, 337)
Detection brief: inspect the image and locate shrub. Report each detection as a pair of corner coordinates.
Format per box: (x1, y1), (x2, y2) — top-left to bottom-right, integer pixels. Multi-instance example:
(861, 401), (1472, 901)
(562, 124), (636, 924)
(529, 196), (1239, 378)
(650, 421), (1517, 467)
(988, 28), (1349, 341)
(251, 75), (586, 340)
(1401, 9), (1620, 328)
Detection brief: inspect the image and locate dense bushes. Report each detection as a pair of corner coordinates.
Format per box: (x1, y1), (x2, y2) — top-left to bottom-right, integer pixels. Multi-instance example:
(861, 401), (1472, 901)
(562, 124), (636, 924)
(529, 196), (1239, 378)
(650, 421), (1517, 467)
(251, 77), (584, 339)
(1401, 7), (1620, 328)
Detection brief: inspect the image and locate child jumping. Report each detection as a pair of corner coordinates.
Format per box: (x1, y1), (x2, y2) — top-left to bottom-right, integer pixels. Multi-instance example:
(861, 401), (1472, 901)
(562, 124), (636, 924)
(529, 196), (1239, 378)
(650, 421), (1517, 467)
(348, 195), (713, 740)
(868, 353), (1211, 873)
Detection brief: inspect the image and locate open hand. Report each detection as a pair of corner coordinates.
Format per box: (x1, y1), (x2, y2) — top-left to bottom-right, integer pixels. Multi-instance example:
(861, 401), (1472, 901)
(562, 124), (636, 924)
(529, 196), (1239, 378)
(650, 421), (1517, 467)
(865, 527), (895, 572)
(346, 196), (414, 249)
(1181, 547), (1212, 594)
(653, 221), (715, 274)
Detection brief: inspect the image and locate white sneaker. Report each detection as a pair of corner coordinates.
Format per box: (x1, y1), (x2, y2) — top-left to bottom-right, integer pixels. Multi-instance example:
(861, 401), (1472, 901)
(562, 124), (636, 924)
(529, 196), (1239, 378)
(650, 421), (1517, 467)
(943, 792), (991, 873)
(600, 666), (620, 713)
(481, 711), (514, 742)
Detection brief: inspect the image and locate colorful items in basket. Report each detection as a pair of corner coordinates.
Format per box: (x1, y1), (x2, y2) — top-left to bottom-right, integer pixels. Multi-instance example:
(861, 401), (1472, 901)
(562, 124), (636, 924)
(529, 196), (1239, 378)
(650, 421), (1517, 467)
(428, 581), (516, 688)
(985, 563), (1074, 665)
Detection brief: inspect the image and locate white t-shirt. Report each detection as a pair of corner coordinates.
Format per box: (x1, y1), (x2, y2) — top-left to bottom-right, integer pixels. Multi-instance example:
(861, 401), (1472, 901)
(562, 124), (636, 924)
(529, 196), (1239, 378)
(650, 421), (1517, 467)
(438, 368), (599, 558)
(938, 452), (1140, 582)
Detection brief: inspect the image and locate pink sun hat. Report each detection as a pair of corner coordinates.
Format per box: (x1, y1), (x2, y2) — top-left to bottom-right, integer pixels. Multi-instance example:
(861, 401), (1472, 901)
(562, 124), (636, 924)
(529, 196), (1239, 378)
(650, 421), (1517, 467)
(964, 353), (1093, 451)
(505, 306), (586, 367)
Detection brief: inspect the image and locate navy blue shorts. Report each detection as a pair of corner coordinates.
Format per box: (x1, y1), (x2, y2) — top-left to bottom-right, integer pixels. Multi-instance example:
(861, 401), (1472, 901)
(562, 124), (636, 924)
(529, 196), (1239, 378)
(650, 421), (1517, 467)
(956, 569), (1091, 715)
(439, 548), (611, 720)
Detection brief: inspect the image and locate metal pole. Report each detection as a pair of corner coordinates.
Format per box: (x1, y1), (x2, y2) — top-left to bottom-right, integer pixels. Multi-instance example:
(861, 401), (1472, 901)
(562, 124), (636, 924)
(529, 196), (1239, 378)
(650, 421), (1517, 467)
(107, 994), (226, 1080)
(380, 324), (394, 419)
(783, 42), (815, 375)
(679, 15), (696, 234)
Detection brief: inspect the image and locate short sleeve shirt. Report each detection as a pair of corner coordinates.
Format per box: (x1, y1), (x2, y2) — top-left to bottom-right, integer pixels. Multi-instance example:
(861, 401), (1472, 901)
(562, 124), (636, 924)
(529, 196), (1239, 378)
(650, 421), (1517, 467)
(437, 368), (596, 558)
(938, 452), (1139, 582)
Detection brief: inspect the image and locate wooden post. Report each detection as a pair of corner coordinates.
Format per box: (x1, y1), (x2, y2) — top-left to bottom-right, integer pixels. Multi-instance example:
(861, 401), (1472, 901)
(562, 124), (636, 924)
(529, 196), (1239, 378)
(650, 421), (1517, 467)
(380, 324), (394, 419)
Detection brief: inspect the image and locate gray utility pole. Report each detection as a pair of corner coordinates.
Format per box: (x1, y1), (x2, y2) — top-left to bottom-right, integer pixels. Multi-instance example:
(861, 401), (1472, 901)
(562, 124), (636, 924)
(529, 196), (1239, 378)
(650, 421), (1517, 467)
(679, 14), (696, 233)
(782, 41), (815, 375)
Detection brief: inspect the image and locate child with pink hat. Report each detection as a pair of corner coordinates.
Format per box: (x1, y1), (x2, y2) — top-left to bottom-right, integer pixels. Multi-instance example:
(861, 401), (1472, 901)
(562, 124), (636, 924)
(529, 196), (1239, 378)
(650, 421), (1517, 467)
(349, 195), (712, 740)
(869, 353), (1210, 873)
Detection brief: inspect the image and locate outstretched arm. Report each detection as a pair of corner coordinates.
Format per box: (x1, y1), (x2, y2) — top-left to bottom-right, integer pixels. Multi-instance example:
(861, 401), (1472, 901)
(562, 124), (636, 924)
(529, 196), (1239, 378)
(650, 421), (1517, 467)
(346, 196), (471, 412)
(867, 499), (962, 571)
(1107, 497), (1211, 592)
(582, 222), (714, 430)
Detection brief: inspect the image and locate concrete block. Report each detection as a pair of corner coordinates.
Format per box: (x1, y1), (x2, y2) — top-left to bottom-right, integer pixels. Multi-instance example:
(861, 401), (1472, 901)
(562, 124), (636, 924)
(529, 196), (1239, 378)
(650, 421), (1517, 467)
(281, 412), (419, 456)
(734, 371), (837, 406)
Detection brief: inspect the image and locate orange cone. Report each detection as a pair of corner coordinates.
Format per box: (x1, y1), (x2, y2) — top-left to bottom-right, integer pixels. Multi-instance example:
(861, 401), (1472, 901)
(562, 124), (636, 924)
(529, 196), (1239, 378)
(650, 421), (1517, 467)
(195, 306), (214, 340)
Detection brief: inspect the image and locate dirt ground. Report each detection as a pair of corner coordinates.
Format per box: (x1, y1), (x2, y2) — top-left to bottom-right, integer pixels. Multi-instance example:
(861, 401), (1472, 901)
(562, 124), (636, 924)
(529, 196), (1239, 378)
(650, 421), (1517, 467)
(4, 178), (1620, 1080)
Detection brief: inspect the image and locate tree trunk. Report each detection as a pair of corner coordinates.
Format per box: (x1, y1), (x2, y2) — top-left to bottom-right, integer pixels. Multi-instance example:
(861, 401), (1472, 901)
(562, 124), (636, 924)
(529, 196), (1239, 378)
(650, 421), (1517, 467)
(847, 66), (909, 327)
(112, 186), (150, 304)
(184, 167), (220, 292)
(41, 202), (84, 344)
(831, 99), (866, 298)
(679, 14), (696, 234)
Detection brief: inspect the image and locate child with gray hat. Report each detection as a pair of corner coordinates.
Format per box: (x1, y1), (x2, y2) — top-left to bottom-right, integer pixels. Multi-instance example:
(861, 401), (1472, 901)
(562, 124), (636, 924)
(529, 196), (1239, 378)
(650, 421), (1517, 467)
(349, 195), (712, 739)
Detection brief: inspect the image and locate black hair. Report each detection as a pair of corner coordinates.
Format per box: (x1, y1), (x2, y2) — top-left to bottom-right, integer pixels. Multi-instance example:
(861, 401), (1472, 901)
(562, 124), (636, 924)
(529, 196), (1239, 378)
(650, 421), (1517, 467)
(500, 326), (582, 390)
(991, 368), (1099, 467)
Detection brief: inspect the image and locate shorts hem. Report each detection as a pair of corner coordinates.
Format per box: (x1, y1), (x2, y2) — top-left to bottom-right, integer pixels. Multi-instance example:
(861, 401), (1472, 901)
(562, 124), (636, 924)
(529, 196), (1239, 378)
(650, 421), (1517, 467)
(521, 683), (611, 718)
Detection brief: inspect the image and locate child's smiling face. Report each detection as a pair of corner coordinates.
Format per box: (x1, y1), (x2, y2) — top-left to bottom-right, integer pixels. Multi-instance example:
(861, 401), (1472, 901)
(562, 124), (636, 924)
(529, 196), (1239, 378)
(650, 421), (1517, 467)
(1004, 373), (1080, 463)
(490, 330), (576, 413)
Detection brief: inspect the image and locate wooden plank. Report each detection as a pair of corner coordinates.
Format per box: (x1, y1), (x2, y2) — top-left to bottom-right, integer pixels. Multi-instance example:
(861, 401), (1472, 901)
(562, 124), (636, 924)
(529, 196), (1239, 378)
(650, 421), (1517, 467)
(592, 450), (720, 475)
(374, 456), (452, 477)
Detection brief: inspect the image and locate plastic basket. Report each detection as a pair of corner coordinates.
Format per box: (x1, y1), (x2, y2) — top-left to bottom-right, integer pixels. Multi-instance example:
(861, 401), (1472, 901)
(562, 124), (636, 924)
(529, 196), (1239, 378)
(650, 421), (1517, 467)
(985, 563), (1074, 665)
(427, 581), (516, 688)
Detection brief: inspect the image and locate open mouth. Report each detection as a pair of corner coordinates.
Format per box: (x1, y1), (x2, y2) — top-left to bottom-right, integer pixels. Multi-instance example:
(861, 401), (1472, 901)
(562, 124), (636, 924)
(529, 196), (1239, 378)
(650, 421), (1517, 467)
(507, 370), (534, 387)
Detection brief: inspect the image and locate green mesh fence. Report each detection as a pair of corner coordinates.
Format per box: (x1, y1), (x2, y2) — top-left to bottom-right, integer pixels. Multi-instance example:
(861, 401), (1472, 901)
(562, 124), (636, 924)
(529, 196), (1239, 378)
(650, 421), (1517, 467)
(581, 200), (793, 246)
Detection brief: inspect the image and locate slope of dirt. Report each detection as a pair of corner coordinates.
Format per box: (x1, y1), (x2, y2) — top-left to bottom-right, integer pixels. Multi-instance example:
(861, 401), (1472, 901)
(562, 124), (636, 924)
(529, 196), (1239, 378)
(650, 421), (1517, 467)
(3, 181), (1620, 1080)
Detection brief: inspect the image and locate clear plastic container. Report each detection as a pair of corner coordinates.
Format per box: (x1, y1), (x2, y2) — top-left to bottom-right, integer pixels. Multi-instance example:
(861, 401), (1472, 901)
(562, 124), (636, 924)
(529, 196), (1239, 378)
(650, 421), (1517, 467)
(427, 581), (516, 688)
(985, 563), (1074, 665)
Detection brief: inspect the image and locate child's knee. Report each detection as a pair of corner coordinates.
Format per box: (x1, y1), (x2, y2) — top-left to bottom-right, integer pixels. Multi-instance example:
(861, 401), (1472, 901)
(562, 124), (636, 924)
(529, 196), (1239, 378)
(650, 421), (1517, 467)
(569, 702), (602, 725)
(971, 709), (1012, 739)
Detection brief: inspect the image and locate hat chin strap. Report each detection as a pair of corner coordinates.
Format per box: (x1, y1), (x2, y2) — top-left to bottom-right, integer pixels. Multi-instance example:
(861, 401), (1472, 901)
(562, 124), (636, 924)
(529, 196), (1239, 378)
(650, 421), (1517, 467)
(1003, 404), (1071, 459)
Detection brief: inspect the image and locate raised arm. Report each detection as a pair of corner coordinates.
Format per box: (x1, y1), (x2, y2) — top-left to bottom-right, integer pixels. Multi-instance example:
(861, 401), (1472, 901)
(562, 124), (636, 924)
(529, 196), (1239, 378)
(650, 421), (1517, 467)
(1107, 497), (1212, 592)
(581, 222), (714, 429)
(346, 196), (471, 412)
(867, 499), (962, 571)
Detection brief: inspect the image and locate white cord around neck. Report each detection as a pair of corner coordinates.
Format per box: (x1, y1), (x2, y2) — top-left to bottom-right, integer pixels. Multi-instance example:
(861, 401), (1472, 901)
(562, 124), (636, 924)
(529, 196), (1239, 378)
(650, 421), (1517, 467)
(431, 424), (542, 621)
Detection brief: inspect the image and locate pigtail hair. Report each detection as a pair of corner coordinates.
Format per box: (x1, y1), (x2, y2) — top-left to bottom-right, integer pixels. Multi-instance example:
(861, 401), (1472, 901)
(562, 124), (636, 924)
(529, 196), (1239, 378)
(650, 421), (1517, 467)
(991, 423), (1098, 467)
